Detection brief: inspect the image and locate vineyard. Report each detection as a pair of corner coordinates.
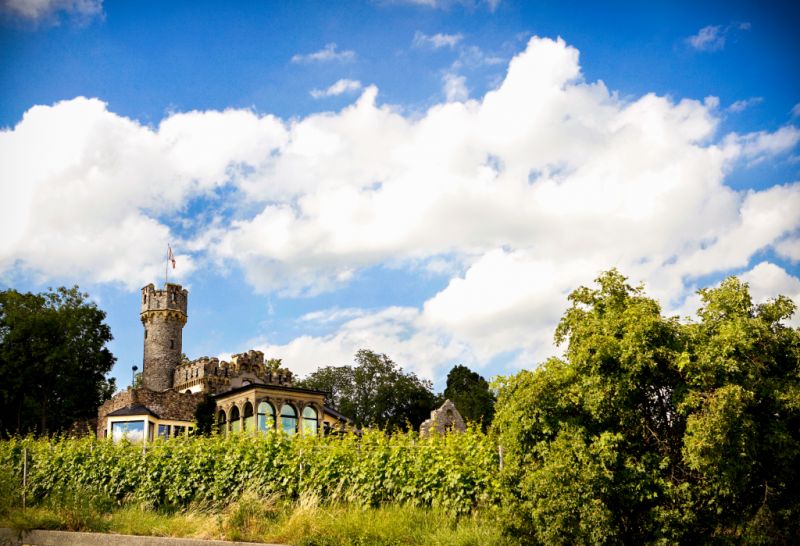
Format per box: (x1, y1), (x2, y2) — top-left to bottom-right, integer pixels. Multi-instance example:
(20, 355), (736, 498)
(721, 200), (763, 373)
(0, 427), (500, 516)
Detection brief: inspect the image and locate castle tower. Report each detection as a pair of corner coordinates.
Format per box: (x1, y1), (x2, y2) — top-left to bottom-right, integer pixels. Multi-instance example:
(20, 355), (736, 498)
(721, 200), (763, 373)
(140, 283), (188, 391)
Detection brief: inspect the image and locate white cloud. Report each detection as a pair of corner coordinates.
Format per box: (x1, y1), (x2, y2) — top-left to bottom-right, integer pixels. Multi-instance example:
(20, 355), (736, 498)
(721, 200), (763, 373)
(727, 125), (800, 163)
(1, 0), (102, 25)
(3, 35), (799, 375)
(413, 31), (463, 49)
(740, 262), (800, 327)
(687, 25), (726, 51)
(775, 237), (800, 263)
(291, 43), (356, 63)
(792, 103), (800, 118)
(687, 22), (751, 52)
(0, 97), (285, 287)
(310, 79), (363, 99)
(255, 306), (471, 381)
(442, 72), (468, 101)
(728, 96), (762, 113)
(389, 0), (499, 11)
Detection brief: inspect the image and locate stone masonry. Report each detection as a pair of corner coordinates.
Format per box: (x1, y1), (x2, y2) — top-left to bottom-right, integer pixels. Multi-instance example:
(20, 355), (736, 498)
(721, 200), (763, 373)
(419, 399), (466, 436)
(96, 387), (204, 437)
(141, 283), (187, 391)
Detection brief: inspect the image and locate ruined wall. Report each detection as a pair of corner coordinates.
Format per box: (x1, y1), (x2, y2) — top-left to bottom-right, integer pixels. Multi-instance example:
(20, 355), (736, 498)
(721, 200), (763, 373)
(420, 399), (466, 436)
(141, 283), (187, 391)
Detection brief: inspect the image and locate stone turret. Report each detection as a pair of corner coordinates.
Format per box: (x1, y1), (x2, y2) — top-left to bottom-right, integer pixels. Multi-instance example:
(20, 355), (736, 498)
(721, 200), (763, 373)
(140, 283), (188, 391)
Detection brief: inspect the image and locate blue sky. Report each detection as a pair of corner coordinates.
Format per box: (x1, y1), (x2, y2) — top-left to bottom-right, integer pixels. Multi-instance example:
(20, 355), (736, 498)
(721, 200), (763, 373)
(1, 0), (799, 392)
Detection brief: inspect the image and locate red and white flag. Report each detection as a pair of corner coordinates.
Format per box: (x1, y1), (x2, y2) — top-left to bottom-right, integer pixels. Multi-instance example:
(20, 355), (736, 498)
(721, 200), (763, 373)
(168, 245), (176, 269)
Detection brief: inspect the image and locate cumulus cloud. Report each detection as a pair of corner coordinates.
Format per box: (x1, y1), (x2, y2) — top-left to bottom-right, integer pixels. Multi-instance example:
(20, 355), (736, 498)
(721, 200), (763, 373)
(413, 31), (463, 49)
(2, 35), (799, 379)
(0, 97), (285, 287)
(775, 237), (800, 263)
(442, 72), (468, 101)
(291, 43), (356, 63)
(740, 262), (800, 327)
(310, 79), (363, 99)
(0, 0), (103, 24)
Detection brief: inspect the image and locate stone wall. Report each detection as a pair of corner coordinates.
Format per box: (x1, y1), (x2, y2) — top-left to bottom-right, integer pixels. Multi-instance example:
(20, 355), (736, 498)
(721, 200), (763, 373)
(97, 388), (203, 436)
(141, 283), (187, 391)
(420, 399), (466, 436)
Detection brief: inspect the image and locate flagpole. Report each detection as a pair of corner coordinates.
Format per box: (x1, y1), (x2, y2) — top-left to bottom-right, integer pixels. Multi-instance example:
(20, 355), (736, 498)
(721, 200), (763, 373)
(165, 245), (169, 287)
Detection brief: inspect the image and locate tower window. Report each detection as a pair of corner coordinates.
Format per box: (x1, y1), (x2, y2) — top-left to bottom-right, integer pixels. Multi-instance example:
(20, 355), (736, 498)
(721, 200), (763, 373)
(170, 340), (174, 349)
(144, 330), (148, 339)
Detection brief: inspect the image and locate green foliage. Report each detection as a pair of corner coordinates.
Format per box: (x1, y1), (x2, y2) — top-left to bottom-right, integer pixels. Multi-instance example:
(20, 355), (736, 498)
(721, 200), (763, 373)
(444, 364), (495, 429)
(0, 426), (498, 517)
(494, 270), (800, 544)
(193, 393), (217, 435)
(0, 286), (116, 435)
(297, 349), (437, 430)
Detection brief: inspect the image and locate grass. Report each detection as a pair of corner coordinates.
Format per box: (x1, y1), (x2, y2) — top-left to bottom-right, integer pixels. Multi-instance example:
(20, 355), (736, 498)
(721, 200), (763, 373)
(0, 494), (511, 545)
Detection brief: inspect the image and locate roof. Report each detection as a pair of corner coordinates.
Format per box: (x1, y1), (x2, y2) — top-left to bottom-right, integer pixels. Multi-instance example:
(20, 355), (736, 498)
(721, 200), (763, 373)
(322, 405), (353, 423)
(212, 381), (329, 399)
(107, 404), (160, 418)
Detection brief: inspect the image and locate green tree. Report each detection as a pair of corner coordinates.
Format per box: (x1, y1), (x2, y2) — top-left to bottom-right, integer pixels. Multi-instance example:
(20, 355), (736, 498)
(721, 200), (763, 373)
(443, 364), (495, 428)
(0, 286), (116, 436)
(297, 349), (437, 430)
(193, 393), (216, 435)
(493, 270), (800, 544)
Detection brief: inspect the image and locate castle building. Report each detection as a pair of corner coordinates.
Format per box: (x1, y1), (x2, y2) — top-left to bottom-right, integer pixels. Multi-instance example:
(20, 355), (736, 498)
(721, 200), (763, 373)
(97, 283), (349, 441)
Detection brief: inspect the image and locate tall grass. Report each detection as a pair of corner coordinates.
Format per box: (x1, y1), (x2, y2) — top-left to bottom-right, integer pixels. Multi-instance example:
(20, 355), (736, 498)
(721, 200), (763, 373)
(1, 499), (510, 545)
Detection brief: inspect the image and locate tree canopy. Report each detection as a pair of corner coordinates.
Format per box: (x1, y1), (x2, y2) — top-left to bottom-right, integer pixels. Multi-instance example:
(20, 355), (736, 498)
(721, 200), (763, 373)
(0, 286), (116, 436)
(493, 270), (800, 544)
(297, 349), (437, 430)
(443, 364), (495, 428)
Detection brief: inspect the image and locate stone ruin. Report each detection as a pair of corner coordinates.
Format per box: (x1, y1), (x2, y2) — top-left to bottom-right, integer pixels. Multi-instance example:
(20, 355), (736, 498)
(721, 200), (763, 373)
(419, 399), (466, 436)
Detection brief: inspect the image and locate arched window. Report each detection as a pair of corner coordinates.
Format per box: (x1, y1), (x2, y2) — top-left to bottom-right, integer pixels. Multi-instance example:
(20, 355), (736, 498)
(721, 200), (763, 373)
(302, 406), (318, 436)
(243, 402), (254, 432)
(230, 406), (241, 433)
(257, 401), (274, 432)
(217, 410), (227, 435)
(280, 404), (297, 435)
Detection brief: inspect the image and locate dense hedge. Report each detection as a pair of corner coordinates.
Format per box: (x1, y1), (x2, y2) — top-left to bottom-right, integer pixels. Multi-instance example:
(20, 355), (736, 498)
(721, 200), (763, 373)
(1, 427), (499, 515)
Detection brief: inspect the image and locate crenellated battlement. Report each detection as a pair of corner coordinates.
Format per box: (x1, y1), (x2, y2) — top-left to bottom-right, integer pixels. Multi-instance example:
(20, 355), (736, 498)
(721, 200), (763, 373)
(173, 350), (294, 394)
(141, 283), (188, 319)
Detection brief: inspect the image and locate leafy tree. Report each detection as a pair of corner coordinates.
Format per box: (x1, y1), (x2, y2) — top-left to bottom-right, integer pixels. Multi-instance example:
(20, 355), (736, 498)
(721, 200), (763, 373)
(443, 364), (495, 428)
(297, 349), (437, 430)
(493, 270), (800, 544)
(0, 286), (116, 436)
(193, 393), (216, 435)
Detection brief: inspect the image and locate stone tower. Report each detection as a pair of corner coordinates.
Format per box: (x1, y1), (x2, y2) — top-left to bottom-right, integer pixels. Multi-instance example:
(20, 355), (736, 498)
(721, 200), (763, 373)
(140, 283), (188, 391)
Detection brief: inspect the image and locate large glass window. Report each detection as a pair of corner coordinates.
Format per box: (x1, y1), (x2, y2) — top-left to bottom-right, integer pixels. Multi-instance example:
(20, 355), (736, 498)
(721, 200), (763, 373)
(243, 402), (254, 432)
(230, 406), (241, 433)
(173, 425), (186, 437)
(112, 420), (145, 442)
(257, 401), (274, 432)
(157, 424), (171, 439)
(302, 406), (318, 436)
(280, 404), (297, 435)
